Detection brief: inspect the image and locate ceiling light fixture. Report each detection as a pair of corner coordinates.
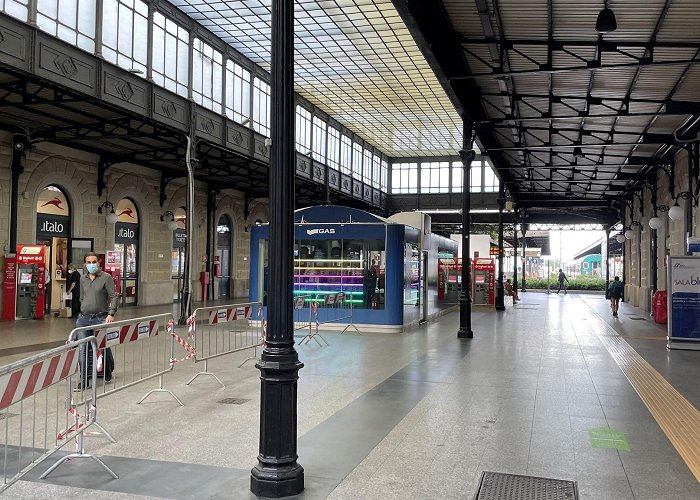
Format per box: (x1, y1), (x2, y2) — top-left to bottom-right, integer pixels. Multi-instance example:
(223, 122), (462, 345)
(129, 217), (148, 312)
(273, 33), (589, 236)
(595, 6), (617, 33)
(572, 146), (584, 158)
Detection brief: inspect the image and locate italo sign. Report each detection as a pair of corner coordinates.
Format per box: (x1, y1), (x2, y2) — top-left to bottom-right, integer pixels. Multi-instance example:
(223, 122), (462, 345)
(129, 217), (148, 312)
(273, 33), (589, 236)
(36, 213), (70, 236)
(115, 222), (138, 243)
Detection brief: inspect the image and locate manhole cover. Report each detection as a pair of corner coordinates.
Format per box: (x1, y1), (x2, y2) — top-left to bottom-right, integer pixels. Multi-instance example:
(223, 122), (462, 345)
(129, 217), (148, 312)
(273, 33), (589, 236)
(0, 412), (18, 420)
(217, 398), (250, 405)
(475, 471), (578, 500)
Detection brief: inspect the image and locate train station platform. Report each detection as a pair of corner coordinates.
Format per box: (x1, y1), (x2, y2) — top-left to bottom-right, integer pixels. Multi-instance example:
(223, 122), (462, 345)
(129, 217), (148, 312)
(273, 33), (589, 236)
(1, 293), (699, 499)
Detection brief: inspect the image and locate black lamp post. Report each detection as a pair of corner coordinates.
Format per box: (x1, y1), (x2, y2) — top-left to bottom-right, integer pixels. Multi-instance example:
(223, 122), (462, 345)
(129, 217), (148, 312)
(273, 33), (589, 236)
(250, 0), (304, 497)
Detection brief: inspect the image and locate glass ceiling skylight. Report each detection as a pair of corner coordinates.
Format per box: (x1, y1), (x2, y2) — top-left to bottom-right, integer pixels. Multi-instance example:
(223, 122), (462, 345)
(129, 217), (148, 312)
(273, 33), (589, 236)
(167, 0), (463, 157)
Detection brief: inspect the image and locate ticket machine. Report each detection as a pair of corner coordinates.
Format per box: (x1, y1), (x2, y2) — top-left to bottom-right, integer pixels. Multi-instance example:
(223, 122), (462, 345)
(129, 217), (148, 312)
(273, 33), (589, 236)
(472, 258), (495, 305)
(15, 245), (46, 319)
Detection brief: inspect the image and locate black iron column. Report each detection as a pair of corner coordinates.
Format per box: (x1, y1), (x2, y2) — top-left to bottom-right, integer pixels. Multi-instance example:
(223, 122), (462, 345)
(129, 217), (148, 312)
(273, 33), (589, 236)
(512, 211), (519, 292)
(520, 224), (527, 291)
(604, 226), (611, 289)
(250, 0), (304, 496)
(650, 187), (658, 293)
(457, 119), (475, 339)
(495, 186), (505, 311)
(9, 136), (25, 250)
(206, 187), (216, 301)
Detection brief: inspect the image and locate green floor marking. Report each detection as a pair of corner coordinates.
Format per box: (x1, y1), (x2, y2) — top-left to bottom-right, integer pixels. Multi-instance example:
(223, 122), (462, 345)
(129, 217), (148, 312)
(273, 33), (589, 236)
(588, 427), (630, 451)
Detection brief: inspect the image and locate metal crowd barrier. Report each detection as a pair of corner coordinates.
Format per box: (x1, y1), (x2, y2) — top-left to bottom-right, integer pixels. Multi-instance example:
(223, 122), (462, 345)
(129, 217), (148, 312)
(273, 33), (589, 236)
(0, 336), (117, 493)
(296, 292), (361, 346)
(292, 295), (314, 337)
(68, 313), (182, 406)
(186, 302), (263, 386)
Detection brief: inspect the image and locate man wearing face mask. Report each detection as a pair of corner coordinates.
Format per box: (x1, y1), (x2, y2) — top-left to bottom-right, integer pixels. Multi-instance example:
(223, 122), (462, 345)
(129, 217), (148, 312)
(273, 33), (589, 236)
(75, 252), (118, 389)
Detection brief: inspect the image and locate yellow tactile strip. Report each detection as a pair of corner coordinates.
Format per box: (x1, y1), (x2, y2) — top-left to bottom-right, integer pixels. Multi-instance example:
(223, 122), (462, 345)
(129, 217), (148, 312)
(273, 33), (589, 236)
(586, 308), (700, 482)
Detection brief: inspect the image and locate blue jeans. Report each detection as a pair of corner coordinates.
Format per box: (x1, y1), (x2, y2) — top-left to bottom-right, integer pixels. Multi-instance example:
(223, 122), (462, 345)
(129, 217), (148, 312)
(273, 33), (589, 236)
(75, 313), (108, 385)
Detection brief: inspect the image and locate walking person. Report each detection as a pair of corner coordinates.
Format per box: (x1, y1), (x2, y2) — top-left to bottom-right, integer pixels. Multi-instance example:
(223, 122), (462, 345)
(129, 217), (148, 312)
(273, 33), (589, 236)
(66, 263), (81, 318)
(75, 253), (118, 389)
(608, 276), (624, 317)
(557, 269), (568, 294)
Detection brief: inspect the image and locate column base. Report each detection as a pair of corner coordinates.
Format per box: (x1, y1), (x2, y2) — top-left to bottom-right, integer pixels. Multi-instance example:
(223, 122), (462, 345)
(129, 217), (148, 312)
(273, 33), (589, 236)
(251, 463), (304, 498)
(457, 327), (473, 338)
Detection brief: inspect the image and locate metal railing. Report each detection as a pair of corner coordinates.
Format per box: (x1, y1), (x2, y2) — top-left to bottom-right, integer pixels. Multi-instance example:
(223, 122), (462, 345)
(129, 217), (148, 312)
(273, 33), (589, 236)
(67, 313), (182, 406)
(185, 302), (263, 386)
(296, 292), (361, 346)
(0, 336), (117, 493)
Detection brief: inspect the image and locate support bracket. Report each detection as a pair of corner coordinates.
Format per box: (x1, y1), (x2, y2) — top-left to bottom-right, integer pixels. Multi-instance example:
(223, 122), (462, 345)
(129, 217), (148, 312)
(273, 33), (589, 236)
(97, 157), (115, 198)
(159, 172), (176, 209)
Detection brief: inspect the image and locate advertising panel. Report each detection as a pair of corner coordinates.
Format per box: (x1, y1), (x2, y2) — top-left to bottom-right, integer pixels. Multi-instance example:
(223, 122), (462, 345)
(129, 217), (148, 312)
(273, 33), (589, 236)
(2, 255), (17, 320)
(667, 256), (700, 350)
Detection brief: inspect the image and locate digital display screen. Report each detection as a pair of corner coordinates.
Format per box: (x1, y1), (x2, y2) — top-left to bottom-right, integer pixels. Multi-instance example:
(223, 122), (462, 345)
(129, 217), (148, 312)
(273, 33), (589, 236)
(475, 275), (485, 284)
(19, 272), (33, 284)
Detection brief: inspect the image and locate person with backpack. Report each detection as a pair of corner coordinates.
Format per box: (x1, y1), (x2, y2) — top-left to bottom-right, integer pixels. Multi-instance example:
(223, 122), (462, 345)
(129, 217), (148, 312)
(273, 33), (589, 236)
(608, 276), (624, 317)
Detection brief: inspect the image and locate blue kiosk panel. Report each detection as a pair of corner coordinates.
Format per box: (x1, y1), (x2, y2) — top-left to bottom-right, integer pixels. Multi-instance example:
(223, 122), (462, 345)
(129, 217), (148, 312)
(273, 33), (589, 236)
(249, 206), (414, 330)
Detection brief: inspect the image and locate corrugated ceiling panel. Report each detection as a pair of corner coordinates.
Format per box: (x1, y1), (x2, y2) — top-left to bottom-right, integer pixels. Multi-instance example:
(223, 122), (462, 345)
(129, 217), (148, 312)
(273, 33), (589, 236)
(603, 0), (668, 41)
(672, 65), (700, 100)
(497, 0), (548, 39)
(442, 0), (484, 37)
(657, 0), (700, 41)
(552, 0), (604, 41)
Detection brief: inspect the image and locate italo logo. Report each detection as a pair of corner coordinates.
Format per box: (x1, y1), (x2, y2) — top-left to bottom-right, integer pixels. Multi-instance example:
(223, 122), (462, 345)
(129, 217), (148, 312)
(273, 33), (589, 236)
(19, 247), (41, 255)
(673, 276), (700, 286)
(306, 228), (335, 236)
(41, 220), (64, 233)
(118, 208), (135, 218)
(41, 197), (64, 210)
(118, 227), (136, 239)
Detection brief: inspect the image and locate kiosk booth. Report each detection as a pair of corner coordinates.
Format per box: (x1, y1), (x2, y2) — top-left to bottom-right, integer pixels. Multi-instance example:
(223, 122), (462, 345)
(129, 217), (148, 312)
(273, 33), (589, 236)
(249, 206), (456, 332)
(2, 245), (47, 320)
(473, 258), (495, 306)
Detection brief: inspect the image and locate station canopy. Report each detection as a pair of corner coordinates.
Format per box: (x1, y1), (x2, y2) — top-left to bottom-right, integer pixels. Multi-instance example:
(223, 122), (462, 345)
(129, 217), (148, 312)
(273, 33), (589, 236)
(168, 0), (467, 157)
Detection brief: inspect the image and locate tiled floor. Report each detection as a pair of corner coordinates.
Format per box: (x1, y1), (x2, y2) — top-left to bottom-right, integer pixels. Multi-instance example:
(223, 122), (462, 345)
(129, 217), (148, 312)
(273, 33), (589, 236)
(1, 292), (699, 499)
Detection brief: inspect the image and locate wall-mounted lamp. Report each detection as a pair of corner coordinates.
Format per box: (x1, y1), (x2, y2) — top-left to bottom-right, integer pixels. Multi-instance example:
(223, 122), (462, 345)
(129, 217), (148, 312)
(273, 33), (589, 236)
(668, 192), (698, 221)
(160, 211), (179, 231)
(98, 201), (118, 225)
(648, 216), (663, 230)
(623, 221), (642, 240)
(615, 234), (626, 244)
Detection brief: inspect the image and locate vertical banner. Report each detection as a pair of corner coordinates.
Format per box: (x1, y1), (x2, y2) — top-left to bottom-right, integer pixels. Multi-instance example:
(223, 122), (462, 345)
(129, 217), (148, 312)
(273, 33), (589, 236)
(2, 254), (17, 320)
(668, 256), (700, 350)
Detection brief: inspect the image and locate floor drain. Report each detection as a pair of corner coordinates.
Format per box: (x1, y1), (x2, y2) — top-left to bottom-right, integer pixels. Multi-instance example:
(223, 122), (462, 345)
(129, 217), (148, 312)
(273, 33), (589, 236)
(0, 413), (18, 420)
(628, 317), (646, 321)
(217, 398), (250, 405)
(475, 471), (578, 499)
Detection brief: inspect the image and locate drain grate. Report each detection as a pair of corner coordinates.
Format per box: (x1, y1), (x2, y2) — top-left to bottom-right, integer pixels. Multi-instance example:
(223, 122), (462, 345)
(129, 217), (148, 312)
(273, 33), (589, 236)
(474, 471), (578, 500)
(217, 398), (250, 405)
(628, 317), (646, 321)
(0, 412), (18, 421)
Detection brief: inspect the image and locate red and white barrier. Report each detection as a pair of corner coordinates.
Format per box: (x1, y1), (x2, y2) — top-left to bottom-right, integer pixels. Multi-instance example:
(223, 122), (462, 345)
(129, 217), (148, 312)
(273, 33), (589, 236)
(0, 348), (78, 411)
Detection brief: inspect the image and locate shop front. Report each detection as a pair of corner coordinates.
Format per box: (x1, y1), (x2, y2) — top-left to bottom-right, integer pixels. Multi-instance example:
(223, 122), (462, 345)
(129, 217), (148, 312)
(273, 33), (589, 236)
(249, 206), (451, 332)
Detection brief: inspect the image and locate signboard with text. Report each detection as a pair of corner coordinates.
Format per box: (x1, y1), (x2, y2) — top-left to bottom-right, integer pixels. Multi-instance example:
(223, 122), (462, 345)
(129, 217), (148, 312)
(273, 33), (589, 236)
(667, 256), (700, 350)
(2, 254), (17, 320)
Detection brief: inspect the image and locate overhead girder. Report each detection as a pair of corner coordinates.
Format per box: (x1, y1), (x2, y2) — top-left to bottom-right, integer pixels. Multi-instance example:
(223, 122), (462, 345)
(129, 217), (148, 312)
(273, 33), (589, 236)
(477, 101), (699, 124)
(455, 37), (700, 78)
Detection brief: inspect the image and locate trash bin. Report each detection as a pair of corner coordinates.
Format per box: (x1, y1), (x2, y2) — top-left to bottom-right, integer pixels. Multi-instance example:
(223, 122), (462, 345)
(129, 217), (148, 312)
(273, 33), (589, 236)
(652, 290), (668, 324)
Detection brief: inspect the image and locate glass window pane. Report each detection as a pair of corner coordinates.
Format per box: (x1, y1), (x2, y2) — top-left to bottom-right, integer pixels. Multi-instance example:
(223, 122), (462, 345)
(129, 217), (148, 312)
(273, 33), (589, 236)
(295, 106), (312, 153)
(471, 161), (483, 192)
(327, 127), (340, 170)
(102, 0), (147, 73)
(37, 0), (95, 53)
(253, 77), (270, 136)
(312, 116), (326, 162)
(192, 38), (224, 113)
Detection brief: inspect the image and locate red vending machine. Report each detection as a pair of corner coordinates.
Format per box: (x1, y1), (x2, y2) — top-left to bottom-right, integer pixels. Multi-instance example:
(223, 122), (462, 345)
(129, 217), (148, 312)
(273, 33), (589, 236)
(472, 258), (495, 305)
(15, 245), (46, 319)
